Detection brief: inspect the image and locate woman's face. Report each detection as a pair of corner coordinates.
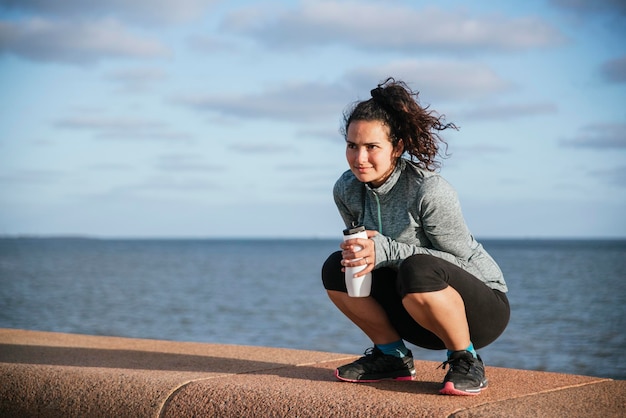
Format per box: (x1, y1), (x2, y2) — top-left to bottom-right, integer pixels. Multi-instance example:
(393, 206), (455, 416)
(346, 120), (403, 187)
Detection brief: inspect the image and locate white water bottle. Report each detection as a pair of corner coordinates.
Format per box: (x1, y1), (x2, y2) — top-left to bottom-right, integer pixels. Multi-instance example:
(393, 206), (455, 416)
(342, 225), (372, 297)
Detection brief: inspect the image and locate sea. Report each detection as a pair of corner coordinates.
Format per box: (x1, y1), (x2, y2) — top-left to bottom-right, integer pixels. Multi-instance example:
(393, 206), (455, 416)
(0, 237), (624, 380)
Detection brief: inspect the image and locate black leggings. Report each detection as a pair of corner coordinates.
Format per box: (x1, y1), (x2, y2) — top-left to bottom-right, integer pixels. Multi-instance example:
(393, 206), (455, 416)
(322, 251), (510, 350)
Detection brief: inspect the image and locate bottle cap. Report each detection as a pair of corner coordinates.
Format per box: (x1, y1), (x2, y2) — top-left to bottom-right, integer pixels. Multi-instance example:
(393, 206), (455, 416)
(343, 225), (365, 235)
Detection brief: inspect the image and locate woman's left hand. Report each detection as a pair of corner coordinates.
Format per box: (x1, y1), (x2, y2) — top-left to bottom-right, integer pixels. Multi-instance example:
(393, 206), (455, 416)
(340, 230), (378, 277)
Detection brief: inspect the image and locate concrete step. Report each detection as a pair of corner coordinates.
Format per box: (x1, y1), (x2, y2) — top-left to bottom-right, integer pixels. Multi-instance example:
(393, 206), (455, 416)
(1, 328), (624, 417)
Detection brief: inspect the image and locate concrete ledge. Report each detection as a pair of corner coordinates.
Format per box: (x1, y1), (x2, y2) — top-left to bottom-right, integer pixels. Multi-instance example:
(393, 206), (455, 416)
(1, 328), (624, 417)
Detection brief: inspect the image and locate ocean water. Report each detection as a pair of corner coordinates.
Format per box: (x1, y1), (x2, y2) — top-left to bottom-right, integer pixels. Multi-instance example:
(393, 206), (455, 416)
(0, 238), (624, 380)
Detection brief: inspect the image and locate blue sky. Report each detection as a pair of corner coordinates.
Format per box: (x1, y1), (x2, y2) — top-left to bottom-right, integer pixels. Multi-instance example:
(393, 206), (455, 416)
(1, 0), (625, 239)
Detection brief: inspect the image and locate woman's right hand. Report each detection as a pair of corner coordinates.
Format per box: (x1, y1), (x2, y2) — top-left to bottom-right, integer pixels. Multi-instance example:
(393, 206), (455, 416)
(340, 229), (378, 277)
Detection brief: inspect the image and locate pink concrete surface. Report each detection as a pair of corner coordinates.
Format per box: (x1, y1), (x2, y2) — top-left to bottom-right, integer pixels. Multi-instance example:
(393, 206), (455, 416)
(1, 328), (624, 417)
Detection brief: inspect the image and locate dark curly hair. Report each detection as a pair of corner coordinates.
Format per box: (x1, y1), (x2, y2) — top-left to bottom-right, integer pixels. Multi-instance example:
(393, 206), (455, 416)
(341, 77), (457, 171)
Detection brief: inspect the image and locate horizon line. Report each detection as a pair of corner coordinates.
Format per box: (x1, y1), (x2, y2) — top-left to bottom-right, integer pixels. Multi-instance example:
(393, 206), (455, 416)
(2, 234), (625, 241)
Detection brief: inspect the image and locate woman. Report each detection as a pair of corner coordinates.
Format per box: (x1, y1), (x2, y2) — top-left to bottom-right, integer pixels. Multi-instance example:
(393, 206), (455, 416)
(321, 78), (510, 396)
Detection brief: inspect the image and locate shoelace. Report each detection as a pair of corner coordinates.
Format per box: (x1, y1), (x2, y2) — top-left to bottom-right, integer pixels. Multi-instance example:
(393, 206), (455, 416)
(438, 356), (473, 375)
(354, 347), (403, 372)
(355, 347), (381, 364)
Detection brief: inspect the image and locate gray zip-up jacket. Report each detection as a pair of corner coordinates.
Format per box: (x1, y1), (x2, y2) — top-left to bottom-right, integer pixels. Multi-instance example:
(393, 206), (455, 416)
(333, 158), (508, 292)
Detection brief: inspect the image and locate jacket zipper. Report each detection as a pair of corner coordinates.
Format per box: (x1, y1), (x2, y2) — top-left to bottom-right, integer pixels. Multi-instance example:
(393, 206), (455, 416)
(371, 190), (383, 234)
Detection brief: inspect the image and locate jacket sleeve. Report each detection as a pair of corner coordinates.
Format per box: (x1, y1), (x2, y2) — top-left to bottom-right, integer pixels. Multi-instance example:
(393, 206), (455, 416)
(372, 234), (460, 268)
(372, 176), (474, 269)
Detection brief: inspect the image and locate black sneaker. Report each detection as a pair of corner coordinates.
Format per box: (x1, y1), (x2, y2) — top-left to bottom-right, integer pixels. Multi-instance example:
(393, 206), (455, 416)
(439, 350), (488, 395)
(335, 347), (416, 382)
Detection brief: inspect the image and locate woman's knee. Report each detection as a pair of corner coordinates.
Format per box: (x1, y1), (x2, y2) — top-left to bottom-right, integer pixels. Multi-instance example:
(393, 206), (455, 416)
(397, 254), (449, 295)
(321, 251), (346, 291)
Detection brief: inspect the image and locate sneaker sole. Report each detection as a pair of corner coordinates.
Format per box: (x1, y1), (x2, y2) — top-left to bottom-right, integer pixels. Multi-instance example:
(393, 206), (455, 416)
(439, 380), (488, 396)
(334, 369), (416, 383)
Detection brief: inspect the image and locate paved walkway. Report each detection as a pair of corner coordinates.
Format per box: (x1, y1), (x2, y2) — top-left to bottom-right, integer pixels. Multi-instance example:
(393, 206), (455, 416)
(1, 328), (624, 417)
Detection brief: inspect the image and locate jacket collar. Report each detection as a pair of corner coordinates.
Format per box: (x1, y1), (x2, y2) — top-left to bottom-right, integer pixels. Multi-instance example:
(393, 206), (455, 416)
(366, 158), (405, 196)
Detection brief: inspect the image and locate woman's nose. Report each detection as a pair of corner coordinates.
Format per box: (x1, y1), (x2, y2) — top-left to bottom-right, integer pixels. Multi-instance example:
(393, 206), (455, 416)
(356, 147), (368, 163)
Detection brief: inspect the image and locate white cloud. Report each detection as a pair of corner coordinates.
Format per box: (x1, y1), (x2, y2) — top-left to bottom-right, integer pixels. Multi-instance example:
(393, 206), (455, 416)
(173, 80), (352, 122)
(222, 1), (568, 52)
(0, 0), (216, 25)
(54, 115), (192, 142)
(450, 144), (510, 154)
(187, 34), (237, 53)
(174, 60), (511, 122)
(560, 123), (626, 148)
(589, 165), (626, 188)
(228, 143), (296, 154)
(104, 67), (167, 93)
(0, 17), (168, 65)
(97, 177), (219, 199)
(155, 154), (224, 172)
(345, 60), (512, 102)
(0, 169), (67, 185)
(88, 163), (135, 172)
(459, 102), (559, 121)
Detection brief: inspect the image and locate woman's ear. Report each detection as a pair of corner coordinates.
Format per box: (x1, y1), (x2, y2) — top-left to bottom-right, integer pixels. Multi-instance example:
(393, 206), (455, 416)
(394, 139), (404, 157)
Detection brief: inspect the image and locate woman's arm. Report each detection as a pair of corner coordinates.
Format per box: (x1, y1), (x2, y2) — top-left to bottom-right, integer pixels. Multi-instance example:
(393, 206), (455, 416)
(372, 176), (475, 269)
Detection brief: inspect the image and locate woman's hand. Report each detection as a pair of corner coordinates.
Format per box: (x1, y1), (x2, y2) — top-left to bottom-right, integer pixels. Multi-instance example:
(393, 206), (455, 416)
(340, 230), (378, 277)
